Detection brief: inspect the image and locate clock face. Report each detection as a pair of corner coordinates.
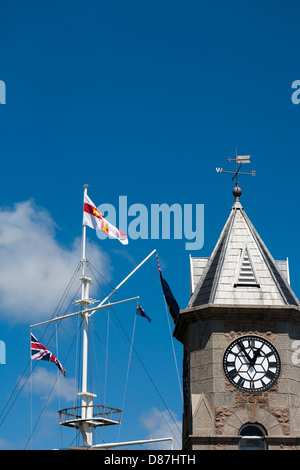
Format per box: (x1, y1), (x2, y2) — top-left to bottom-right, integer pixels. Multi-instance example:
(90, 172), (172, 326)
(223, 335), (281, 392)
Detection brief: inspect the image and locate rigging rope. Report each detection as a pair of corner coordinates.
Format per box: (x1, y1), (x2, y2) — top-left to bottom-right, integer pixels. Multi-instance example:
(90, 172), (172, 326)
(89, 320), (147, 435)
(24, 318), (83, 449)
(89, 299), (181, 448)
(2, 255), (183, 449)
(110, 306), (181, 439)
(104, 308), (110, 408)
(117, 311), (137, 441)
(0, 261), (82, 428)
(86, 261), (182, 447)
(162, 296), (183, 403)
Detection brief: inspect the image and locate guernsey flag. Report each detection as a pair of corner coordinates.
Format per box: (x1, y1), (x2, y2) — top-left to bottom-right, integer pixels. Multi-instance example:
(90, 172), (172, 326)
(83, 193), (128, 245)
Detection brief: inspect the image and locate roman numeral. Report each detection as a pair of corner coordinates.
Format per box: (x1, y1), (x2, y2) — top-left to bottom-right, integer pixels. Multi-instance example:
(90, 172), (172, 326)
(249, 380), (255, 390)
(226, 361), (235, 368)
(266, 351), (275, 358)
(237, 377), (245, 388)
(265, 370), (276, 380)
(227, 369), (238, 380)
(268, 362), (277, 369)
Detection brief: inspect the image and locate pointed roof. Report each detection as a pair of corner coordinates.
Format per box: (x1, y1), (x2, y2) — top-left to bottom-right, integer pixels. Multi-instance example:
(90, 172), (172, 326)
(189, 186), (300, 309)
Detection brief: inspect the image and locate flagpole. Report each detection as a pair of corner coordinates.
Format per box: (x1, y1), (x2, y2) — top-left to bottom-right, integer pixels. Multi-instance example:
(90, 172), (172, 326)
(80, 184), (95, 447)
(30, 330), (32, 450)
(88, 249), (157, 318)
(81, 184), (89, 397)
(81, 184), (89, 275)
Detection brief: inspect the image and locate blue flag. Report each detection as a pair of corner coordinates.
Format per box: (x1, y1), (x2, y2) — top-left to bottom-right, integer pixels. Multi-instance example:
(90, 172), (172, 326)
(156, 254), (180, 323)
(136, 303), (151, 322)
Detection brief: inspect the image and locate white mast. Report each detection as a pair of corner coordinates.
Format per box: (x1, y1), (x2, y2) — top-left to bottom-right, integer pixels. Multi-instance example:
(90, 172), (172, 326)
(30, 185), (158, 448)
(77, 184), (96, 446)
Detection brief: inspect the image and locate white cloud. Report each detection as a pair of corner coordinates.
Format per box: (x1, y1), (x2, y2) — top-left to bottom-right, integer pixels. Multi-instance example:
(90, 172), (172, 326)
(0, 199), (111, 323)
(21, 367), (76, 403)
(139, 407), (182, 450)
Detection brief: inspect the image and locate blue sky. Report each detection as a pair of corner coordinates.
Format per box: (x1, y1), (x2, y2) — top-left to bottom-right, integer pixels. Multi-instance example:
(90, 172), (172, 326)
(0, 0), (300, 449)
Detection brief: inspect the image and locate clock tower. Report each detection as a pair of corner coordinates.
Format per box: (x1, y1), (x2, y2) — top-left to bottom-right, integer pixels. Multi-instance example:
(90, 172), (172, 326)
(174, 184), (300, 450)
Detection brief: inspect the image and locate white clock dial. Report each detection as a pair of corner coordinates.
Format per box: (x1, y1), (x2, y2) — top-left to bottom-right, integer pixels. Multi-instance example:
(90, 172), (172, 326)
(223, 335), (281, 392)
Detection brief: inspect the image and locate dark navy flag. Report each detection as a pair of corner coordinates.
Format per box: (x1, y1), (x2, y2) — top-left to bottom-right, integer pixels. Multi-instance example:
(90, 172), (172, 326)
(136, 303), (151, 323)
(156, 254), (180, 323)
(31, 333), (66, 377)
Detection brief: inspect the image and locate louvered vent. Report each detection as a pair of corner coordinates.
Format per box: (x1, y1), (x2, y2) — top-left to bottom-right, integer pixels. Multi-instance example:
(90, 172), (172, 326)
(235, 244), (260, 287)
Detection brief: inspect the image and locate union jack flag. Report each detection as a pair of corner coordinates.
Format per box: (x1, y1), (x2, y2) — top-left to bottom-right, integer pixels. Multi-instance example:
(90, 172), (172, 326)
(31, 333), (66, 377)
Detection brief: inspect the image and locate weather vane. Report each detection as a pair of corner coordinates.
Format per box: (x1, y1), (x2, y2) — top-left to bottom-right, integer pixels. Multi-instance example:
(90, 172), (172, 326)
(216, 150), (256, 186)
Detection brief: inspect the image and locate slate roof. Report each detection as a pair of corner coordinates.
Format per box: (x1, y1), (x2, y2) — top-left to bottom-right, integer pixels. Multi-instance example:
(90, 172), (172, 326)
(188, 192), (300, 308)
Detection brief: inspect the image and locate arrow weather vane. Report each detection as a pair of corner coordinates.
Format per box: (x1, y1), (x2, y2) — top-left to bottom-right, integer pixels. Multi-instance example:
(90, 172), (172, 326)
(216, 149), (256, 186)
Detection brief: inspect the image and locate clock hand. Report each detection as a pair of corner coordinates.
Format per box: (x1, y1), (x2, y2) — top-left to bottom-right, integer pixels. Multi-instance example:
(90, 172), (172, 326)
(250, 348), (262, 367)
(237, 340), (252, 364)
